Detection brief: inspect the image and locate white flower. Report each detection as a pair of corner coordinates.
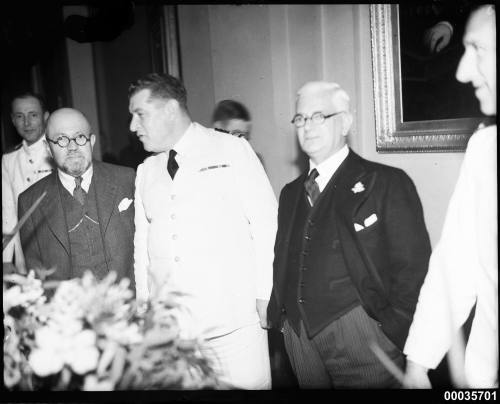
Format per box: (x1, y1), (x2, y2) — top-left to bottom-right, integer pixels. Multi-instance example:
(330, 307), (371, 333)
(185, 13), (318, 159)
(118, 198), (133, 212)
(29, 326), (99, 377)
(351, 181), (365, 194)
(29, 347), (65, 377)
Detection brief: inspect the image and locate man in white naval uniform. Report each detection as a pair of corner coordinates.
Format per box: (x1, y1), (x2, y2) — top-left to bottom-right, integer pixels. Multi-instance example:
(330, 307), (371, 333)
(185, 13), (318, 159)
(2, 92), (54, 270)
(129, 73), (277, 389)
(404, 4), (497, 388)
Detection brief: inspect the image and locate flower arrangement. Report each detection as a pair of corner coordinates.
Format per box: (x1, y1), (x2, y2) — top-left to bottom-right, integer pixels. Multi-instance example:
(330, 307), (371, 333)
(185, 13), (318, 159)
(3, 269), (218, 390)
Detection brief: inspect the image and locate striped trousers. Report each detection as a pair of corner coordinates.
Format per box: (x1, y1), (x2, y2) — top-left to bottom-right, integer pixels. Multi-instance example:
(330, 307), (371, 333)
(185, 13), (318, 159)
(282, 305), (404, 388)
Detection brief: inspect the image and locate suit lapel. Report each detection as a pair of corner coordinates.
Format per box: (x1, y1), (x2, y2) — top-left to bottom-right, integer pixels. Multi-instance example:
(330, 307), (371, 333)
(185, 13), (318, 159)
(276, 172), (307, 294)
(39, 172), (70, 255)
(333, 151), (375, 220)
(93, 161), (118, 235)
(333, 151), (386, 292)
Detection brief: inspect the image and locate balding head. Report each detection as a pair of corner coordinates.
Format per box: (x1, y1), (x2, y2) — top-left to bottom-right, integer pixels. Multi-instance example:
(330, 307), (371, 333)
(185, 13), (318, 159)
(45, 108), (96, 177)
(294, 81), (353, 165)
(46, 108), (91, 138)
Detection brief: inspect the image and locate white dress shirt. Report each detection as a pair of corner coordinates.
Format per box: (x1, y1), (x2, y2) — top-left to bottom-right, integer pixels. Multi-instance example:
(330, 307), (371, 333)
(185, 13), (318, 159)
(307, 144), (349, 204)
(57, 165), (93, 195)
(404, 125), (498, 388)
(2, 136), (53, 262)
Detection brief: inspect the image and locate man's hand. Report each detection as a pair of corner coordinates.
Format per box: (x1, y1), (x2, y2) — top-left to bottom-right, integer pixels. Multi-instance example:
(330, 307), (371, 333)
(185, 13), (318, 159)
(403, 359), (432, 388)
(256, 298), (270, 329)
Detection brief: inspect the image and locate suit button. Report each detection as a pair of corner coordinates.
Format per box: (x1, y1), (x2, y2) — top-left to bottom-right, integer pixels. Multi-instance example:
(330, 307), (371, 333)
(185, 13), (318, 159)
(170, 214), (176, 220)
(170, 194), (176, 200)
(172, 234), (178, 240)
(281, 308), (286, 313)
(174, 256), (180, 262)
(301, 251), (309, 256)
(29, 159), (34, 164)
(298, 299), (305, 304)
(299, 282), (305, 287)
(301, 266), (307, 271)
(27, 177), (31, 182)
(307, 219), (315, 226)
(304, 235), (311, 241)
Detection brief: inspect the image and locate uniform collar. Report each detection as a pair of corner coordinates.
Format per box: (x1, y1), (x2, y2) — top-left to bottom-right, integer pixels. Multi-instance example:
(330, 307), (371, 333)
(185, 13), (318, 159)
(169, 122), (198, 165)
(22, 135), (46, 155)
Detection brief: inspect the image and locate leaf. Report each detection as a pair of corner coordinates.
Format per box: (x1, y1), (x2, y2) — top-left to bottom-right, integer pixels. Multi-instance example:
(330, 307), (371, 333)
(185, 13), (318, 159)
(142, 328), (177, 348)
(109, 345), (126, 385)
(96, 341), (117, 377)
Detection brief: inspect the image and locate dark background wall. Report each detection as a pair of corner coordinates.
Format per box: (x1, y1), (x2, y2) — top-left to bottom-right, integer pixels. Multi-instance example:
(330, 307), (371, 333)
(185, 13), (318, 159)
(93, 5), (153, 168)
(1, 1), (152, 168)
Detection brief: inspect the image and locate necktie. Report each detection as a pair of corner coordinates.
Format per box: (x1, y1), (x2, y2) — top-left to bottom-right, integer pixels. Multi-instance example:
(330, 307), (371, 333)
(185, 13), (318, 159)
(73, 176), (86, 205)
(304, 168), (320, 206)
(167, 149), (179, 179)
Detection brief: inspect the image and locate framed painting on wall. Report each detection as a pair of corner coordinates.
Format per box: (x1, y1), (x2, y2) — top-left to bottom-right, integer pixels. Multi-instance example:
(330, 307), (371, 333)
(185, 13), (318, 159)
(370, 4), (488, 152)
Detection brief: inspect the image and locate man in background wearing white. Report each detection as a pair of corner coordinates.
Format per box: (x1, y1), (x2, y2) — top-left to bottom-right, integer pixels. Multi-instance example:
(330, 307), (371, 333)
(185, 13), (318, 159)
(2, 92), (54, 272)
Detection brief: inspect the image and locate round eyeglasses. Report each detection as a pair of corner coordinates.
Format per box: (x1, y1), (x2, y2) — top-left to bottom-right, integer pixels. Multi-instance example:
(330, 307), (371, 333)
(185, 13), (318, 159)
(46, 134), (92, 148)
(291, 111), (344, 128)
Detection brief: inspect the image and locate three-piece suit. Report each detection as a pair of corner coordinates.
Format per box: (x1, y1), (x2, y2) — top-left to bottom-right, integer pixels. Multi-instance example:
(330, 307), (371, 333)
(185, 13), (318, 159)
(268, 149), (431, 388)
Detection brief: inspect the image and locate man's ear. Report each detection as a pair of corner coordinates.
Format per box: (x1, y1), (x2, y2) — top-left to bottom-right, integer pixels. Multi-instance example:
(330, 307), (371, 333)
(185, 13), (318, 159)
(43, 111), (49, 123)
(90, 134), (96, 149)
(163, 98), (179, 119)
(342, 112), (353, 137)
(213, 120), (223, 129)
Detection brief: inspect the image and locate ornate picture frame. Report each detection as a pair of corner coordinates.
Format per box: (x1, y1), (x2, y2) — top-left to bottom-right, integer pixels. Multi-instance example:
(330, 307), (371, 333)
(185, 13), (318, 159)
(370, 4), (483, 153)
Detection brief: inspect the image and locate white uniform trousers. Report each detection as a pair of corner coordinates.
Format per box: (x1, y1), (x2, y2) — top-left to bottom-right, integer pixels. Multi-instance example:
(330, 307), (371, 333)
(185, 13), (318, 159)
(200, 322), (271, 390)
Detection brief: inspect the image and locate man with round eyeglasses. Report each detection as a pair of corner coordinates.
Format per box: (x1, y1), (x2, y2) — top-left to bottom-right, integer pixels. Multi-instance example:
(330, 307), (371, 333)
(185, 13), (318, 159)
(17, 108), (136, 284)
(267, 81), (431, 388)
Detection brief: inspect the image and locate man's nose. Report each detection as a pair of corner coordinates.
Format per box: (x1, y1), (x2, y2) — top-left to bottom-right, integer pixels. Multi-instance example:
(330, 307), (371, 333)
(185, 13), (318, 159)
(129, 116), (137, 132)
(303, 117), (313, 131)
(67, 139), (79, 150)
(455, 53), (471, 84)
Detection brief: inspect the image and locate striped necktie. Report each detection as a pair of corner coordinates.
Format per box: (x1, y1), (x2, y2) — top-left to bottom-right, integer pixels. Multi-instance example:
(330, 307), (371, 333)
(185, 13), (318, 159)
(304, 168), (320, 206)
(73, 176), (86, 205)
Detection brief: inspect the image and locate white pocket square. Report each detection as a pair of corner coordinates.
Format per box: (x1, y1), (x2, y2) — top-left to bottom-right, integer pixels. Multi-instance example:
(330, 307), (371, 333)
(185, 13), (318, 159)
(364, 213), (378, 227)
(118, 198), (133, 212)
(354, 223), (365, 232)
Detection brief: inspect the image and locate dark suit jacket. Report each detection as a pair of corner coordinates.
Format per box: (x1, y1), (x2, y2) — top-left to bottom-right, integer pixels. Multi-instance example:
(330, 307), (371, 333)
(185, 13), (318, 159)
(18, 160), (135, 287)
(268, 150), (431, 350)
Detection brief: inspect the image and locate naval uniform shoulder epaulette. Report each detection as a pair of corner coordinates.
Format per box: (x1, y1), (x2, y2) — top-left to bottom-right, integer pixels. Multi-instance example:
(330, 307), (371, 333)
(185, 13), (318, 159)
(214, 128), (230, 134)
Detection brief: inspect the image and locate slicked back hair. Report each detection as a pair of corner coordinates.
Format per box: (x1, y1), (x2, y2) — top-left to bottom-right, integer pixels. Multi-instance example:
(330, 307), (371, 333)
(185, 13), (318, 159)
(128, 73), (188, 112)
(11, 91), (47, 114)
(212, 99), (251, 124)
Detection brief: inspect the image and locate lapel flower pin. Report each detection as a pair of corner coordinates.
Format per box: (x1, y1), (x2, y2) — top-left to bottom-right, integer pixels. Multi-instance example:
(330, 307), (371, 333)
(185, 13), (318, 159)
(118, 198), (133, 212)
(351, 181), (365, 194)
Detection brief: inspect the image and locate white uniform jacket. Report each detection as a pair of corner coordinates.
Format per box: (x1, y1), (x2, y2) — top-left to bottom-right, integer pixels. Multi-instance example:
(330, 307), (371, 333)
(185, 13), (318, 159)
(134, 122), (278, 339)
(2, 137), (54, 262)
(404, 125), (498, 388)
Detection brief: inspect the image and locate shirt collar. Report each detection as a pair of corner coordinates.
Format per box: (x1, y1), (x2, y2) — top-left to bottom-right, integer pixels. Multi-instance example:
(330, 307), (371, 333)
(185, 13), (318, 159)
(169, 122), (196, 165)
(22, 135), (46, 155)
(57, 164), (93, 194)
(308, 144), (349, 192)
